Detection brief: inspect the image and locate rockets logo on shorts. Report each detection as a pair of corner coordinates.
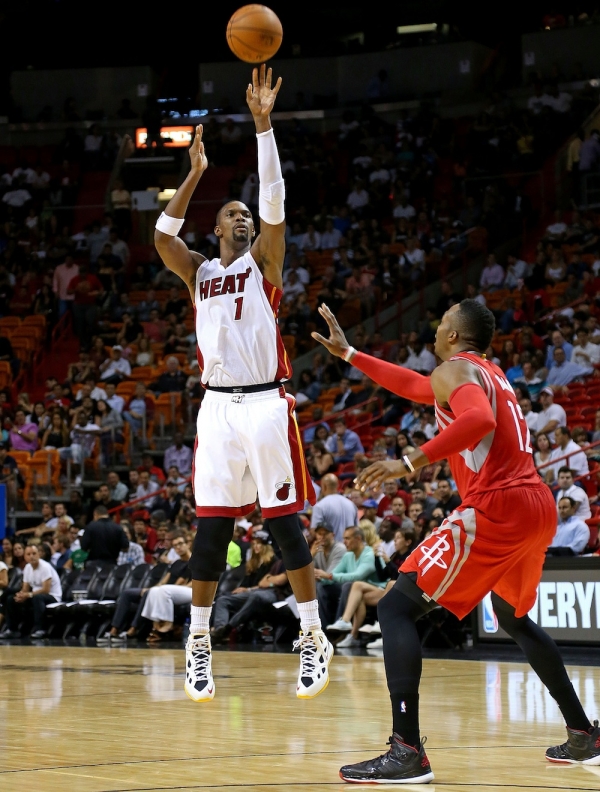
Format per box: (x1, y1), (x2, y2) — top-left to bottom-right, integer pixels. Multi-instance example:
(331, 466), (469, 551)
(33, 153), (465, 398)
(418, 532), (452, 574)
(276, 477), (294, 501)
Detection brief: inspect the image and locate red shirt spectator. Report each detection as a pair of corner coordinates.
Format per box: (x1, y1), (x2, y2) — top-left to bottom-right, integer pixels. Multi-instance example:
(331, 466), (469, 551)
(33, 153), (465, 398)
(67, 267), (103, 305)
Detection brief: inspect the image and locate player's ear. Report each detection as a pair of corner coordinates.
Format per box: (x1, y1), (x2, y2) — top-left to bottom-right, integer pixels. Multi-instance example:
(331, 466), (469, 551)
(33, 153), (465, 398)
(214, 224), (223, 239)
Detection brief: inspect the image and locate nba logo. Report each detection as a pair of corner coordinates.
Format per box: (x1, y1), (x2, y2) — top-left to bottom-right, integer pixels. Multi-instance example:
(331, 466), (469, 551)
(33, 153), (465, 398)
(482, 592), (499, 633)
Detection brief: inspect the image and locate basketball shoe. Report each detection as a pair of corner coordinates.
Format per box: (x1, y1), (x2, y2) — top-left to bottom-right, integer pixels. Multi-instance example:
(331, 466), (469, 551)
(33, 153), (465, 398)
(184, 633), (215, 702)
(546, 720), (600, 764)
(293, 628), (333, 699)
(339, 734), (434, 784)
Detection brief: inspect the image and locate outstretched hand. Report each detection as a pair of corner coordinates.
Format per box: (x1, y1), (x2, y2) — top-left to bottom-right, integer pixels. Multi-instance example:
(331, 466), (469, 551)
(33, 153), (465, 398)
(311, 303), (351, 358)
(246, 64), (282, 119)
(354, 459), (408, 492)
(189, 125), (208, 175)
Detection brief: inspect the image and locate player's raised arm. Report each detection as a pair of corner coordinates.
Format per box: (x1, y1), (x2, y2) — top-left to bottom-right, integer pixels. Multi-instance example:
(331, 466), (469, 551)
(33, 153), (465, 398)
(247, 64), (285, 289)
(312, 303), (436, 404)
(154, 124), (208, 301)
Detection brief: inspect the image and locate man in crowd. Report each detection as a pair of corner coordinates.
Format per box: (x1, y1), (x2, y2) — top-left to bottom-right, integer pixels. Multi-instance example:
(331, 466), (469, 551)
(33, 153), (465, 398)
(99, 345), (132, 385)
(547, 347), (594, 388)
(107, 470), (129, 503)
(325, 416), (364, 464)
(163, 432), (193, 478)
(310, 473), (357, 542)
(553, 466), (591, 520)
(311, 522), (346, 577)
(536, 387), (567, 443)
(549, 426), (589, 480)
(548, 497), (591, 556)
(314, 526), (377, 629)
(431, 478), (462, 517)
(81, 504), (129, 564)
(151, 356), (187, 394)
(2, 543), (62, 639)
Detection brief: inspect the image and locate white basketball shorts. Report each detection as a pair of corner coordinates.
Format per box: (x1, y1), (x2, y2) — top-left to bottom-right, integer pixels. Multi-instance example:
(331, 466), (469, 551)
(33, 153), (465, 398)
(193, 386), (315, 518)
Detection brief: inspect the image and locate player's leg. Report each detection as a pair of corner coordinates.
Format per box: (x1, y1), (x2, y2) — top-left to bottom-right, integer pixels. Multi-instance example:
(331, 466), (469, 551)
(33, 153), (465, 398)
(242, 390), (332, 698)
(491, 593), (600, 765)
(184, 516), (235, 703)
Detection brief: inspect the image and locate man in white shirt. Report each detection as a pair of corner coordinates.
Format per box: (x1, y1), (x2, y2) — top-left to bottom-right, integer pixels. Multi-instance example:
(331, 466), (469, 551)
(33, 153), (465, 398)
(135, 470), (160, 509)
(503, 254), (529, 290)
(392, 197), (416, 220)
(536, 387), (567, 444)
(104, 382), (125, 414)
(283, 259), (310, 287)
(554, 467), (591, 520)
(45, 502), (74, 531)
(545, 210), (568, 244)
(346, 179), (370, 212)
(99, 345), (132, 384)
(76, 378), (107, 403)
(399, 237), (425, 278)
(549, 426), (589, 480)
(405, 340), (436, 374)
(2, 544), (62, 638)
(298, 223), (321, 252)
(570, 328), (600, 367)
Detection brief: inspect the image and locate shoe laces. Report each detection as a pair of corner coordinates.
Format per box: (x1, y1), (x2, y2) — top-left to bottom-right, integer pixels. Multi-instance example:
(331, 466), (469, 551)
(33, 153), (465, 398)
(293, 631), (324, 675)
(188, 634), (211, 678)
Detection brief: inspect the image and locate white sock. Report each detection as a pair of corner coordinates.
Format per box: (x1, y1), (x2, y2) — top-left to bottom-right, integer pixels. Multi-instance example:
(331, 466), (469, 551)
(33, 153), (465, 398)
(297, 599), (321, 632)
(190, 605), (212, 635)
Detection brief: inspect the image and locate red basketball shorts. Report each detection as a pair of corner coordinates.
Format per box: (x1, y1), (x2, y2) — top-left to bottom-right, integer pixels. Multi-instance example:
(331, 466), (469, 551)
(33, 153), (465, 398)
(401, 483), (556, 619)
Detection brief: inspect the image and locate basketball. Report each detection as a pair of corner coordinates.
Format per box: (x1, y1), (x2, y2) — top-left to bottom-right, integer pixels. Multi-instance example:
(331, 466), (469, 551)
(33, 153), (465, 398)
(226, 5), (283, 63)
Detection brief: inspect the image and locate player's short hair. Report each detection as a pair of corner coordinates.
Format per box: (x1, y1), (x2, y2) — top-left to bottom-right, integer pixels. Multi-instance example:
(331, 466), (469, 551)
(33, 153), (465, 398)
(558, 466), (573, 476)
(557, 426), (571, 437)
(456, 299), (495, 352)
(344, 526), (365, 541)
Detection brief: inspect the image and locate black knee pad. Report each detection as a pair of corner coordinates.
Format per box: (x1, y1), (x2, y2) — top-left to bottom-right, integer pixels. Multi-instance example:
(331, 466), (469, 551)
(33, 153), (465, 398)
(189, 517), (235, 581)
(263, 514), (312, 571)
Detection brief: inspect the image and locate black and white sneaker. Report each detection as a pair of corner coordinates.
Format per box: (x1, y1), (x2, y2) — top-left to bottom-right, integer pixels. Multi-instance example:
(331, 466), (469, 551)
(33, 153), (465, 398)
(546, 720), (600, 765)
(184, 633), (215, 702)
(339, 734), (434, 784)
(294, 629), (333, 699)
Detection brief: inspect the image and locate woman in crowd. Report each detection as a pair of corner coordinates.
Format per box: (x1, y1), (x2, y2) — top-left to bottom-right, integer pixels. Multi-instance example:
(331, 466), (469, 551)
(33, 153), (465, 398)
(41, 410), (70, 450)
(117, 523), (146, 567)
(96, 398), (124, 465)
(534, 431), (553, 482)
(329, 527), (416, 648)
(306, 440), (336, 480)
(395, 430), (415, 458)
(134, 336), (154, 368)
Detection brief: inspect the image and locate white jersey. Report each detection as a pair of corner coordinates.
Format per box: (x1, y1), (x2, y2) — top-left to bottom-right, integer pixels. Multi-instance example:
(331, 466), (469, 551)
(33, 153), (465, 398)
(194, 250), (291, 388)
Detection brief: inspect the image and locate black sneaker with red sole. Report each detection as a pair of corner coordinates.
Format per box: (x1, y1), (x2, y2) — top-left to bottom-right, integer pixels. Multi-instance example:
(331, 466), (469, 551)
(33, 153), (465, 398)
(546, 720), (600, 765)
(339, 734), (434, 784)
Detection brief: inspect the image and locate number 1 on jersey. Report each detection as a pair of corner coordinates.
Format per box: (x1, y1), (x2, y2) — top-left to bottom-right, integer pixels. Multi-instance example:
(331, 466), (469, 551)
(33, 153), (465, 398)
(507, 400), (533, 453)
(234, 296), (244, 321)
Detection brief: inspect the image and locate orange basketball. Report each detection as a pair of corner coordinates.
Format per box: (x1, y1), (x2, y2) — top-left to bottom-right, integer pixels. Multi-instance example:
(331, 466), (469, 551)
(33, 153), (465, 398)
(226, 5), (283, 63)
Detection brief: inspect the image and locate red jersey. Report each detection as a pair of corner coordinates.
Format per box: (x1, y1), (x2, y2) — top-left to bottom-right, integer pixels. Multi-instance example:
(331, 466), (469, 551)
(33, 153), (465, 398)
(434, 352), (541, 501)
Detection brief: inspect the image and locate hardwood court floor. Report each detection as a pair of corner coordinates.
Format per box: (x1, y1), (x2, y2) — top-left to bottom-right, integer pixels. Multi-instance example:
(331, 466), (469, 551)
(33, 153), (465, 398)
(1, 642), (599, 792)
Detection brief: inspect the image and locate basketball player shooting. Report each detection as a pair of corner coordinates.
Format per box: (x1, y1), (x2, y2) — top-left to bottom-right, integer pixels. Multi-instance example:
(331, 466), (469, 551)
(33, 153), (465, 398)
(313, 300), (599, 783)
(154, 65), (333, 704)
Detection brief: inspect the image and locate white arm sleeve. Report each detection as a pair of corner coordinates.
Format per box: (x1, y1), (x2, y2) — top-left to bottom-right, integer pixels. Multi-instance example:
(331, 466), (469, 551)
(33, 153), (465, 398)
(256, 128), (285, 225)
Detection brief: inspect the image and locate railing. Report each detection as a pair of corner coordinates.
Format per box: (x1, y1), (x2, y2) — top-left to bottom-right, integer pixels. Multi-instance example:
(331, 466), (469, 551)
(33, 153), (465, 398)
(300, 396), (384, 444)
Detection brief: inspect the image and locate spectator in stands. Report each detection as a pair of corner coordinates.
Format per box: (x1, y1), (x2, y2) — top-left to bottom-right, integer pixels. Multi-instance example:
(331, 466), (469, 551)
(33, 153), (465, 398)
(116, 523), (145, 567)
(518, 397), (540, 435)
(548, 497), (590, 556)
(545, 330), (574, 370)
(514, 360), (545, 402)
(306, 440), (336, 481)
(80, 504), (128, 565)
(67, 263), (104, 351)
(544, 251), (568, 285)
(51, 534), (72, 570)
(311, 521), (346, 574)
(554, 466), (592, 520)
(1, 543), (62, 639)
(549, 426), (590, 480)
(96, 398), (124, 465)
(162, 432), (192, 478)
(151, 480), (182, 522)
(0, 441), (21, 509)
(107, 470), (128, 503)
(211, 530), (288, 643)
(135, 470), (159, 510)
(325, 416), (364, 464)
(134, 336), (154, 368)
(140, 531), (192, 642)
(315, 526), (378, 629)
(52, 254), (79, 318)
(310, 473), (357, 542)
(405, 338), (436, 374)
(547, 346), (594, 388)
(571, 327), (600, 367)
(332, 377), (354, 412)
(430, 478), (461, 518)
(479, 253), (505, 292)
(59, 410), (101, 485)
(9, 408), (39, 453)
(151, 356), (186, 394)
(537, 387), (567, 444)
(503, 253), (529, 290)
(98, 345), (132, 385)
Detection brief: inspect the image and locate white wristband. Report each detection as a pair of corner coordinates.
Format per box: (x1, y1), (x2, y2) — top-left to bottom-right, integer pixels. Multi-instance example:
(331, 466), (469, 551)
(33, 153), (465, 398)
(343, 346), (357, 363)
(155, 212), (184, 236)
(402, 455), (415, 473)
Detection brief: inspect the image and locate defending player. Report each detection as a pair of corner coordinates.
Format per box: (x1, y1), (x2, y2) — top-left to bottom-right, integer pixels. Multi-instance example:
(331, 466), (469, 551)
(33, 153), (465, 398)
(313, 300), (599, 783)
(154, 65), (332, 703)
